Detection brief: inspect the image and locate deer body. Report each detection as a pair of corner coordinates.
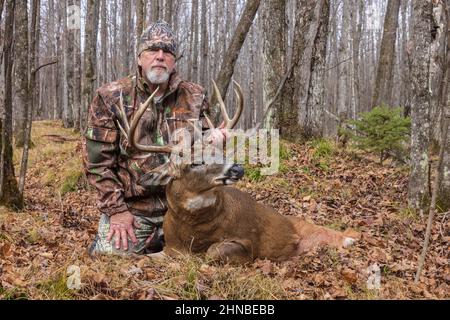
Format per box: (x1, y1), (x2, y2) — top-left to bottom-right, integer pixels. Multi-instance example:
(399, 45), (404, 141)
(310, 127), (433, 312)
(164, 185), (301, 263)
(118, 81), (358, 264)
(161, 177), (356, 264)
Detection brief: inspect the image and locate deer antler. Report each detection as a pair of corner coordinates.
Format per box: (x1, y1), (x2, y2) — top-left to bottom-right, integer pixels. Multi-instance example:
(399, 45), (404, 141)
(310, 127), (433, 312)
(204, 80), (244, 130)
(116, 80), (244, 155)
(116, 87), (175, 154)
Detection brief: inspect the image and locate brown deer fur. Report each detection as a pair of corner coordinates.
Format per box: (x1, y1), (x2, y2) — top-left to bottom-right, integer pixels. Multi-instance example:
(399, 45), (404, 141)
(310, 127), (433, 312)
(139, 163), (359, 264)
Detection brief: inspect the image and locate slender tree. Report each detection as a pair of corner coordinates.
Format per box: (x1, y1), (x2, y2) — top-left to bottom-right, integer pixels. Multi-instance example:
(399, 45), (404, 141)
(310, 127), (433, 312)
(13, 0), (29, 147)
(0, 0), (23, 209)
(304, 0), (330, 138)
(211, 0), (261, 124)
(372, 0), (401, 108)
(408, 0), (433, 212)
(262, 0), (286, 129)
(81, 0), (100, 132)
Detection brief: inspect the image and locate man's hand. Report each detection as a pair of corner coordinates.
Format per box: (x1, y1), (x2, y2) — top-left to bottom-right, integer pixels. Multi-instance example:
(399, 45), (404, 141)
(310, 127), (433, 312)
(107, 211), (139, 251)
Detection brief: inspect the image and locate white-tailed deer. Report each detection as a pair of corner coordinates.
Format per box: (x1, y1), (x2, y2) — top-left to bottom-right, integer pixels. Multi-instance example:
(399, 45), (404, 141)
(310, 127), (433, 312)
(117, 81), (359, 264)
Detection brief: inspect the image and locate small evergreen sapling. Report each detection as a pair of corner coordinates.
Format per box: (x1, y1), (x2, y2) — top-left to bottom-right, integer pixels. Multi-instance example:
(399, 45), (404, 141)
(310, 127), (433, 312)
(345, 106), (411, 164)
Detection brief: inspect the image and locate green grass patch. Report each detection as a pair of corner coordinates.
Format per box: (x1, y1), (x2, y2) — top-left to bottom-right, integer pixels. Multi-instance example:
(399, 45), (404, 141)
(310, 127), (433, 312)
(153, 255), (288, 300)
(245, 165), (264, 182)
(60, 166), (85, 195)
(0, 286), (29, 300)
(36, 273), (75, 300)
(310, 138), (335, 171)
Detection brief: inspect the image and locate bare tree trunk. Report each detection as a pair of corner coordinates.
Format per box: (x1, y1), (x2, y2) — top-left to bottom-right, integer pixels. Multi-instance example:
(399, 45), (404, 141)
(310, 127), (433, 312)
(438, 2), (450, 212)
(372, 0), (401, 108)
(136, 0), (145, 46)
(211, 0), (261, 124)
(19, 0), (41, 196)
(0, 0), (23, 209)
(73, 0), (82, 131)
(101, 0), (108, 84)
(62, 0), (74, 128)
(352, 0), (364, 118)
(337, 0), (351, 124)
(13, 0), (29, 147)
(151, 0), (159, 23)
(199, 0), (208, 85)
(164, 0), (173, 25)
(278, 0), (315, 140)
(408, 0), (433, 212)
(415, 5), (450, 280)
(304, 0), (330, 138)
(120, 0), (130, 77)
(261, 0), (286, 129)
(82, 0), (100, 132)
(111, 0), (118, 80)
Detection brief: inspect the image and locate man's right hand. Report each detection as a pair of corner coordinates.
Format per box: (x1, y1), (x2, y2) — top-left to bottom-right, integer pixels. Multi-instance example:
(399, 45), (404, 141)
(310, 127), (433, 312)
(106, 211), (139, 251)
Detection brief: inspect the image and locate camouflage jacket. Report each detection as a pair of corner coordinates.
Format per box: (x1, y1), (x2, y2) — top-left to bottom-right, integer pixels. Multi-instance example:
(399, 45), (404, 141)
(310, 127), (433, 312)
(83, 71), (209, 217)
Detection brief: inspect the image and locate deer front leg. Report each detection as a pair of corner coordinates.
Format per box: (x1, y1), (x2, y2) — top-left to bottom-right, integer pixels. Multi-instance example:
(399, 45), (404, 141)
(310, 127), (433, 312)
(206, 239), (254, 265)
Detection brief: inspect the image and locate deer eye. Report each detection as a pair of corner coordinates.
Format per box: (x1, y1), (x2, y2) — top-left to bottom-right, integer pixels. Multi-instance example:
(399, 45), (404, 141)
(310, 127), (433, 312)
(190, 163), (203, 168)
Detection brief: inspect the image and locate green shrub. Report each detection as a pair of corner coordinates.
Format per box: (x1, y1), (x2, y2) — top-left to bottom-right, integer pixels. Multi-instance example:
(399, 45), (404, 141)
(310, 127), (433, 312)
(345, 106), (410, 164)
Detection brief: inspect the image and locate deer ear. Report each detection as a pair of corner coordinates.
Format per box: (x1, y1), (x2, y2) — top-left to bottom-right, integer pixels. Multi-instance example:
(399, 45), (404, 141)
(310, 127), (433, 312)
(138, 170), (173, 187)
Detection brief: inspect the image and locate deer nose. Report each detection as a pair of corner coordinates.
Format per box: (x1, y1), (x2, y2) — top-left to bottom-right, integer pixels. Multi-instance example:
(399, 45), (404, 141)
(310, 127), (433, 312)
(227, 164), (244, 179)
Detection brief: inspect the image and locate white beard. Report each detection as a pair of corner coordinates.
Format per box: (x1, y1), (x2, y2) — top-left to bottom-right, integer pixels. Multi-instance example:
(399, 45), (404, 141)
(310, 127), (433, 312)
(145, 68), (170, 84)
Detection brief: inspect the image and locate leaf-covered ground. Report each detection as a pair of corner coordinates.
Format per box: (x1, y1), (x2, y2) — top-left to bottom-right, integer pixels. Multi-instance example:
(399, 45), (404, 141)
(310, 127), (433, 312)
(0, 121), (448, 300)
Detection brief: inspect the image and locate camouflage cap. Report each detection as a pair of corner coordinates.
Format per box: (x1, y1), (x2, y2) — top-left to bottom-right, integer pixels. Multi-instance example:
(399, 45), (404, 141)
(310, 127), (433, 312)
(138, 21), (177, 57)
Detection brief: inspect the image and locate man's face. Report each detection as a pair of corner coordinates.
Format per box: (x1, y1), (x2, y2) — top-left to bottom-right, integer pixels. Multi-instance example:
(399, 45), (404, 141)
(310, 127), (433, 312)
(138, 48), (176, 85)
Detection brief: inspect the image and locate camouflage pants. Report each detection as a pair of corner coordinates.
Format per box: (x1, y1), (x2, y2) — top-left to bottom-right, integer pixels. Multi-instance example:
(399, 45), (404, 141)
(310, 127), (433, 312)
(89, 213), (165, 256)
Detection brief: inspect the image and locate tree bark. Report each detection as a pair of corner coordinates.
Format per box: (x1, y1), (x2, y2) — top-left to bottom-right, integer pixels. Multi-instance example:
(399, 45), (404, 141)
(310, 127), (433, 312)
(199, 0), (208, 85)
(372, 0), (401, 108)
(101, 0), (108, 84)
(120, 0), (130, 77)
(408, 0), (433, 212)
(19, 0), (41, 196)
(82, 0), (100, 132)
(151, 0), (159, 23)
(211, 0), (261, 124)
(278, 0), (315, 140)
(13, 0), (29, 147)
(136, 0), (146, 47)
(337, 0), (351, 123)
(0, 0), (23, 209)
(304, 0), (330, 138)
(164, 0), (173, 25)
(262, 0), (286, 129)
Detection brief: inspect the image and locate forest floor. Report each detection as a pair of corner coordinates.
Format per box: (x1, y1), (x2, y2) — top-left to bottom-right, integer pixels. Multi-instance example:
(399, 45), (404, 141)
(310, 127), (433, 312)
(0, 120), (448, 300)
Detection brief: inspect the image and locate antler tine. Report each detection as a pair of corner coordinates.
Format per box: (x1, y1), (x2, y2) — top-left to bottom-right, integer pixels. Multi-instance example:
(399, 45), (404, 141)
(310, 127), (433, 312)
(227, 80), (244, 129)
(127, 87), (175, 154)
(116, 91), (130, 139)
(203, 113), (215, 129)
(211, 80), (231, 124)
